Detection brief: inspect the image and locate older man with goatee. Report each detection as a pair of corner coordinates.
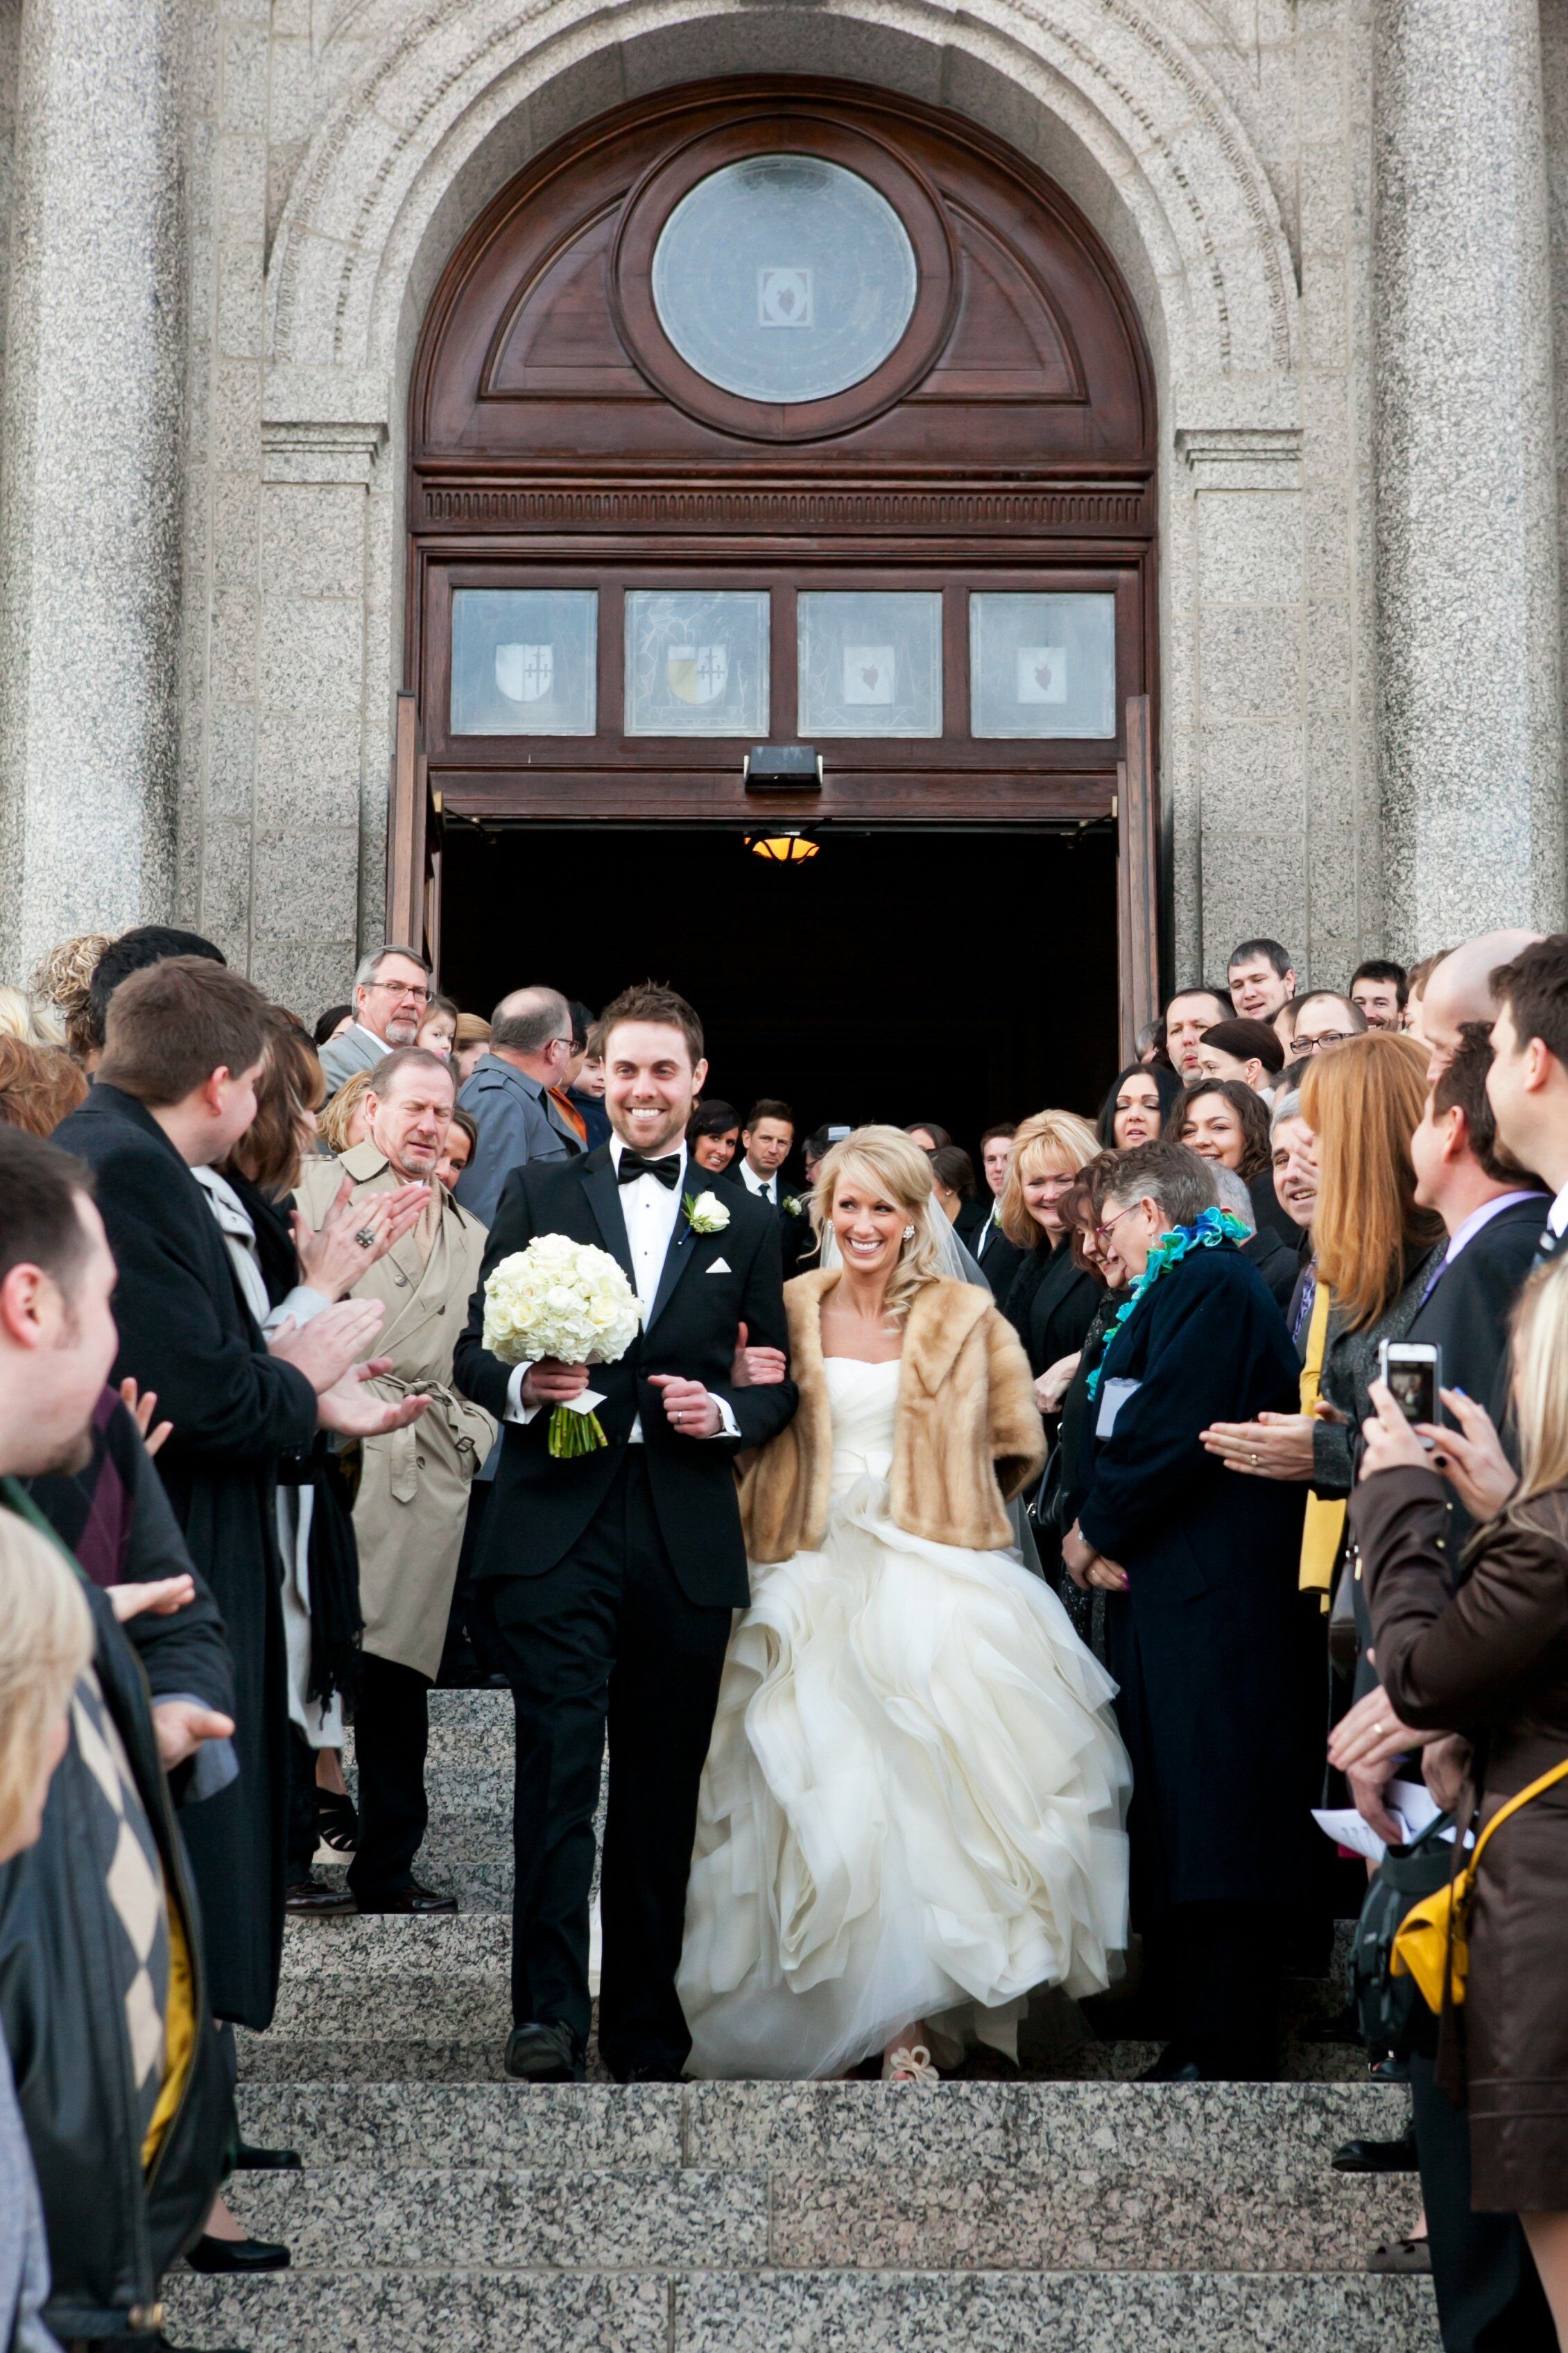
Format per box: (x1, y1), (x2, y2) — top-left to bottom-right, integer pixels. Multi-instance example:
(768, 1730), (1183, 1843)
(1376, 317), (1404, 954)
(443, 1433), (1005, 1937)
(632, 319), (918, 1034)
(296, 1046), (495, 1915)
(318, 942), (433, 1096)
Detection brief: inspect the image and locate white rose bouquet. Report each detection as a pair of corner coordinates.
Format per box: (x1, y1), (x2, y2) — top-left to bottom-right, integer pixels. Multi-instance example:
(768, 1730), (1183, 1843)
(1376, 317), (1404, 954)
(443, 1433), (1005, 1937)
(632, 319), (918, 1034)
(482, 1233), (642, 1459)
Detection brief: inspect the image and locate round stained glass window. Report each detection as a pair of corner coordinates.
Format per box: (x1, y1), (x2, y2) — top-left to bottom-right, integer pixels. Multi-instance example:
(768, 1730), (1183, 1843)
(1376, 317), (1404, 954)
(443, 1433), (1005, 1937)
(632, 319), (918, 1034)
(651, 155), (918, 405)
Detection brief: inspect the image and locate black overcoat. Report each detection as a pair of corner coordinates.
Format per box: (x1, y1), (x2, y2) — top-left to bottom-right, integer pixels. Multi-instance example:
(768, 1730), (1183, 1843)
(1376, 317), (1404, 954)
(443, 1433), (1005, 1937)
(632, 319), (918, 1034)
(1076, 1241), (1305, 1914)
(454, 1143), (798, 1607)
(1003, 1238), (1102, 1380)
(53, 1084), (318, 2027)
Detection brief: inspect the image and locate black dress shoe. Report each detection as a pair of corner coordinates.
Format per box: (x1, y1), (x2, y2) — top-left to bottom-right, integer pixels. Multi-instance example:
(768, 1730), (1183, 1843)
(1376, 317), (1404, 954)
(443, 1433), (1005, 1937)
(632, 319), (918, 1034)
(1334, 2130), (1420, 2174)
(185, 2232), (291, 2273)
(284, 1874), (356, 1917)
(505, 2021), (585, 2083)
(233, 2137), (302, 2171)
(354, 1881), (458, 1916)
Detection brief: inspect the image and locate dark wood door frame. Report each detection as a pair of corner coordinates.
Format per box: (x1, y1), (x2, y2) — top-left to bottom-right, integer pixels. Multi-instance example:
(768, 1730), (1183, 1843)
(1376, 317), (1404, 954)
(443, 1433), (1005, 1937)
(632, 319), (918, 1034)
(403, 76), (1161, 1015)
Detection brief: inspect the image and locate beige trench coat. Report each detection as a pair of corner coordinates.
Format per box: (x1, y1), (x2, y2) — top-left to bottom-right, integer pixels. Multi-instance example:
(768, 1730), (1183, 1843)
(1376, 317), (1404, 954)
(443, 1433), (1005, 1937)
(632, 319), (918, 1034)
(295, 1143), (497, 1679)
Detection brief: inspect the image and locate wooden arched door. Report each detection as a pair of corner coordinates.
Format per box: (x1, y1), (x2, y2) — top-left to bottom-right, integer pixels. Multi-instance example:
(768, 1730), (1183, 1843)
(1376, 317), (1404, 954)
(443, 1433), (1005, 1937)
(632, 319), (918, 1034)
(403, 78), (1159, 1093)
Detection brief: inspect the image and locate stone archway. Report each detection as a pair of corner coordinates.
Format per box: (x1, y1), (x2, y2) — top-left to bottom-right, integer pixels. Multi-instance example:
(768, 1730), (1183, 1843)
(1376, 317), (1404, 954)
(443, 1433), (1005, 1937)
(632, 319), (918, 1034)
(245, 0), (1307, 995)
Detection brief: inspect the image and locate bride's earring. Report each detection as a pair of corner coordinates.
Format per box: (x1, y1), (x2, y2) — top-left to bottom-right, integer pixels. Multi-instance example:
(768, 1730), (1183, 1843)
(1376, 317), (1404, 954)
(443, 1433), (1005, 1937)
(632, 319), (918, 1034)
(902, 1224), (916, 1242)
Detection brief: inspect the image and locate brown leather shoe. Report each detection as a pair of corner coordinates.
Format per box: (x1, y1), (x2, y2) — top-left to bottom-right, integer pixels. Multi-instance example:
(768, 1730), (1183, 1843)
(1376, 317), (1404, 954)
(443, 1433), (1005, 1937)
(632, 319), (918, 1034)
(354, 1881), (458, 1916)
(284, 1875), (357, 1918)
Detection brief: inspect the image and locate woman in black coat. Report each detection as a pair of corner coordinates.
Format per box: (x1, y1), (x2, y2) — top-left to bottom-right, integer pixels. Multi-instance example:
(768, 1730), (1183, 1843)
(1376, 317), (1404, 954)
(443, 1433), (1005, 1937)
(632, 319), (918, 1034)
(1065, 1140), (1304, 2082)
(999, 1109), (1105, 1391)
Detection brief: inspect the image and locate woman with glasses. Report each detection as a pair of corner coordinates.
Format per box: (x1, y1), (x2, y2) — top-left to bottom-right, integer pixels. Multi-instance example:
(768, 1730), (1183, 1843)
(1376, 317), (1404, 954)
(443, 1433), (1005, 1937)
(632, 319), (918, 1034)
(1062, 1139), (1306, 2081)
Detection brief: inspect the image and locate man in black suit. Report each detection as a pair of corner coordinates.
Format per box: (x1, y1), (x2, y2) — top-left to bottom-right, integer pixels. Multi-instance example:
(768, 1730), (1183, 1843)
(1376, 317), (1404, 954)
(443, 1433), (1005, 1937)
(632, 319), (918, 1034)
(55, 961), (427, 2039)
(966, 1124), (1024, 1301)
(726, 1097), (813, 1274)
(454, 984), (798, 2085)
(1485, 933), (1568, 1266)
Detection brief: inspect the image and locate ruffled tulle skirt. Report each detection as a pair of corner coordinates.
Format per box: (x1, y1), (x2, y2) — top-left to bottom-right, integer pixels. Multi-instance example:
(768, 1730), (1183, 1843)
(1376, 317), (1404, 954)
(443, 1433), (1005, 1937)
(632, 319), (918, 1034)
(678, 1475), (1131, 2080)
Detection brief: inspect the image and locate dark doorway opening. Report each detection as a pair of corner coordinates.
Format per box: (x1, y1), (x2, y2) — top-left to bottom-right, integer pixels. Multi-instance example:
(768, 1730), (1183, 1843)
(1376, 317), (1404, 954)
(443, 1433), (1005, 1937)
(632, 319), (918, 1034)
(438, 825), (1117, 1158)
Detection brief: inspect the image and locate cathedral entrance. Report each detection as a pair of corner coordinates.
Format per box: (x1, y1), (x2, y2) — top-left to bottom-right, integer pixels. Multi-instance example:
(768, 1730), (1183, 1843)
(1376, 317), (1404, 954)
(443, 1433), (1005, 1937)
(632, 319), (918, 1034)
(403, 77), (1158, 1122)
(439, 821), (1117, 1145)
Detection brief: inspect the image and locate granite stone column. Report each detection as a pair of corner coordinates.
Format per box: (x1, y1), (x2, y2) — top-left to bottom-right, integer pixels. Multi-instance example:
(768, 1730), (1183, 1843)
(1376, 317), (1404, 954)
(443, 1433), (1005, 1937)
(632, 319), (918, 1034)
(0, 0), (186, 981)
(1374, 0), (1563, 951)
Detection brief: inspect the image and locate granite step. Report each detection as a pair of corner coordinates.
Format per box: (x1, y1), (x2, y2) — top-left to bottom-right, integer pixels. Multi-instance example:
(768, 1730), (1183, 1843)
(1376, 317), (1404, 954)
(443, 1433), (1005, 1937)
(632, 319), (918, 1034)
(234, 2074), (1411, 2172)
(168, 2267), (1433, 2353)
(221, 2080), (1417, 2266)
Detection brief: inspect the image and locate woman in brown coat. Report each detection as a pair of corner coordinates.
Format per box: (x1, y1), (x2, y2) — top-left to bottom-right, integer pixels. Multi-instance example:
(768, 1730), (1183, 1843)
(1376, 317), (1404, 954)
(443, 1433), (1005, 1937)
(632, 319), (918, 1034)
(1350, 1255), (1568, 2340)
(678, 1127), (1130, 2086)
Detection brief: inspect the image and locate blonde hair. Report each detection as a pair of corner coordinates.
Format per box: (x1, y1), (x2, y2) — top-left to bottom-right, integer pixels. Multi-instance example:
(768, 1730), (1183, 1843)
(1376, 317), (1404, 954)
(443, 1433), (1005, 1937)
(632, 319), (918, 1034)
(1508, 1259), (1568, 1509)
(0, 1516), (92, 1854)
(28, 934), (110, 1061)
(1300, 1032), (1443, 1330)
(0, 984), (64, 1050)
(318, 1067), (374, 1155)
(813, 1124), (951, 1324)
(997, 1109), (1101, 1248)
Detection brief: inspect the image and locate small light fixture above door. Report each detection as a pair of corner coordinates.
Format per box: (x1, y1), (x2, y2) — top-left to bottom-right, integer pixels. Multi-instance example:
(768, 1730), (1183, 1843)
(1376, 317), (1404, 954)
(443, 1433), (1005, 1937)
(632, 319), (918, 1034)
(746, 830), (820, 864)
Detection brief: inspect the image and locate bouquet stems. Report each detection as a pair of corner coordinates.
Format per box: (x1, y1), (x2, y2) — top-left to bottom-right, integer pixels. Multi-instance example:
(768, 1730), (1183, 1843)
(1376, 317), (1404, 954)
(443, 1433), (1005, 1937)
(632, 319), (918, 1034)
(549, 1403), (608, 1459)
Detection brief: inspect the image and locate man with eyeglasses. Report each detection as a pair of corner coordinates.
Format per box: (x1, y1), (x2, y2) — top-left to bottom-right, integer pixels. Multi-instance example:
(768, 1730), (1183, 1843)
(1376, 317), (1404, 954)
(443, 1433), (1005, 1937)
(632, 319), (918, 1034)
(1285, 991), (1365, 1062)
(319, 943), (433, 1095)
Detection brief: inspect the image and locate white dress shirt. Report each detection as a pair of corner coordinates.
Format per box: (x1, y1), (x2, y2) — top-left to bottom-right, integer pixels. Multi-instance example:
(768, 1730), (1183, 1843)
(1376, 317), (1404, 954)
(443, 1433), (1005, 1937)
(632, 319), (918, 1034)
(505, 1136), (736, 1439)
(1549, 1181), (1568, 1240)
(736, 1158), (779, 1207)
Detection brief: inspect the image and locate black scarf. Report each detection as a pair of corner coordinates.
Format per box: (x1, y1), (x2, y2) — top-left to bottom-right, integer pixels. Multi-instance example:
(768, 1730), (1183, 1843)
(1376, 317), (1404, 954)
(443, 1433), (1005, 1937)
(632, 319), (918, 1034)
(225, 1167), (363, 1711)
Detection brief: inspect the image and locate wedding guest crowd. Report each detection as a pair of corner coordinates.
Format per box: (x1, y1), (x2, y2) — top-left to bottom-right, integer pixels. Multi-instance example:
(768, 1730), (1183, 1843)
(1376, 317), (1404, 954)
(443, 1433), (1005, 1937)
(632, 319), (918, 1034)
(5, 915), (1568, 2351)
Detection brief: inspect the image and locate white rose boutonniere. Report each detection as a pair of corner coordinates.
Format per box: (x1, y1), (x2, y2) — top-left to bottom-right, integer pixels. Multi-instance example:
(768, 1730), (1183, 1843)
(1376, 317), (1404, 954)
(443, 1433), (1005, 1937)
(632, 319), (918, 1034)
(782, 1194), (809, 1220)
(684, 1190), (731, 1236)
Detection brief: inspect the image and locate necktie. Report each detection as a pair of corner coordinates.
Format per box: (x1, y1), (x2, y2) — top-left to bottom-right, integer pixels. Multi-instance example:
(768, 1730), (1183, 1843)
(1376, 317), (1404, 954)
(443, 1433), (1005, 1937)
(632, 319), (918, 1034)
(617, 1151), (680, 1190)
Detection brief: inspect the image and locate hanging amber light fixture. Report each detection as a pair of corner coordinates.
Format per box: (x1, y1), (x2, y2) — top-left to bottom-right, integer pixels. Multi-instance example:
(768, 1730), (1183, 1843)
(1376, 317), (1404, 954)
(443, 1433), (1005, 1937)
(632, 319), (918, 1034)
(746, 830), (820, 864)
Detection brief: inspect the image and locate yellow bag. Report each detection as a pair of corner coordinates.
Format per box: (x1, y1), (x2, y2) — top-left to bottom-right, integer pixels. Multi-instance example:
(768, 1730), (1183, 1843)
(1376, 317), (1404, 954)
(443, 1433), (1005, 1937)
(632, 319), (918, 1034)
(1298, 1279), (1345, 1602)
(1391, 1757), (1568, 2012)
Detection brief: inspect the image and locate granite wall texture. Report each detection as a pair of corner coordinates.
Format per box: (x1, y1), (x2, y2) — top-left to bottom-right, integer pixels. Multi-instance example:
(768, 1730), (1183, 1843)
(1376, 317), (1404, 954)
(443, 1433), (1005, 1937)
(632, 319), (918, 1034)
(0, 0), (189, 983)
(0, 0), (1561, 1006)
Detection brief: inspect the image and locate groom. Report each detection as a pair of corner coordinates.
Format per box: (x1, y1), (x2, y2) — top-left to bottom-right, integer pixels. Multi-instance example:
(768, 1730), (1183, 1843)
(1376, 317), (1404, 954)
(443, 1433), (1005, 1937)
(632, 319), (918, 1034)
(454, 981), (798, 2082)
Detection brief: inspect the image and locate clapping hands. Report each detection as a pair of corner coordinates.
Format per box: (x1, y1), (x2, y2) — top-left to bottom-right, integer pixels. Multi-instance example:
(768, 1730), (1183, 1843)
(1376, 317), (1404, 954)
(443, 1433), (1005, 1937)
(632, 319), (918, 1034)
(292, 1175), (430, 1301)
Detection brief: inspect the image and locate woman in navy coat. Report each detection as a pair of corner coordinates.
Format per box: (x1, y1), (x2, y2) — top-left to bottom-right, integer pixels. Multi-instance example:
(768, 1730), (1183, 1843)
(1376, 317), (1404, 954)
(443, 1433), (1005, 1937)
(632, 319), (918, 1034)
(1064, 1140), (1303, 2081)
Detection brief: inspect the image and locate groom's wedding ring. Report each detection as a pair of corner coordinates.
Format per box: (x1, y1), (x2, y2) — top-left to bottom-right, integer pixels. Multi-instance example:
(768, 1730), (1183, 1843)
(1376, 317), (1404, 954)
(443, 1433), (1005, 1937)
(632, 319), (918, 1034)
(354, 1226), (377, 1249)
(1250, 1450), (1259, 1466)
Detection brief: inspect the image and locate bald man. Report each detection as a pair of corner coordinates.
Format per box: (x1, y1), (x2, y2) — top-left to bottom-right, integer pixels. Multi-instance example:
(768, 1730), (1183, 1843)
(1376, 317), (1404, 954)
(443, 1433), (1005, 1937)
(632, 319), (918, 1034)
(455, 984), (582, 1226)
(1420, 930), (1542, 1080)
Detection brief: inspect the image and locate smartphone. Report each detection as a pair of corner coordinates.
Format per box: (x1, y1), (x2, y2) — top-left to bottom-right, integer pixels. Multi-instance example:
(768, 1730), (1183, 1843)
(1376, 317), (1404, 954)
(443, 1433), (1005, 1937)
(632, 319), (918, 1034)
(1379, 1340), (1441, 1429)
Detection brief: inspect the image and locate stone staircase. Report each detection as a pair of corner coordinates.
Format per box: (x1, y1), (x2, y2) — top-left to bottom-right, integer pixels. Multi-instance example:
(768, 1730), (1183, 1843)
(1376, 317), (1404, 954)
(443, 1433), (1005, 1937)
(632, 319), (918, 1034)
(169, 1689), (1438, 2351)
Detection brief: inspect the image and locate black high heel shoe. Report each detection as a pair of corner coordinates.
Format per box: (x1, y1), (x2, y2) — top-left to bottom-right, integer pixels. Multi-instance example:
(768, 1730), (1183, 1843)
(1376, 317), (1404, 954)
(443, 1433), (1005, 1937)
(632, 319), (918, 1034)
(315, 1787), (358, 1855)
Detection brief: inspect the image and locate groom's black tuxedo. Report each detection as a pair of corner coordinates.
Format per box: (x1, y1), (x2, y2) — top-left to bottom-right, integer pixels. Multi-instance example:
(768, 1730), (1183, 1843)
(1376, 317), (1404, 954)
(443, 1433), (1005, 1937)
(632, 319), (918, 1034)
(454, 1143), (795, 1602)
(453, 1140), (798, 2076)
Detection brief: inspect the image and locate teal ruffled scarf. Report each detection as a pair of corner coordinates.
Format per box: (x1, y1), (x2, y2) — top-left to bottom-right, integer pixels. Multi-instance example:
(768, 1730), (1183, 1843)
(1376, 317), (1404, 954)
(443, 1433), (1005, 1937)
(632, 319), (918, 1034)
(1084, 1206), (1250, 1401)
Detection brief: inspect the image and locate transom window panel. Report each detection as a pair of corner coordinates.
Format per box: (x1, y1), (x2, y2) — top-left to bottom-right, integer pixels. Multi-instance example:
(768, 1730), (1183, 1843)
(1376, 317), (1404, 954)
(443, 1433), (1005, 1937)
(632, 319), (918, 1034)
(969, 592), (1117, 739)
(451, 588), (597, 735)
(650, 157), (918, 405)
(798, 591), (942, 737)
(624, 589), (770, 737)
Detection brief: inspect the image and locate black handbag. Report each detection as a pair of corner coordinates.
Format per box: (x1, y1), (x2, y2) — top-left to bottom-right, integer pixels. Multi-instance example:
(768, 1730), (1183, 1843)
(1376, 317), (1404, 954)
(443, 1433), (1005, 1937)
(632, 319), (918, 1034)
(1352, 1806), (1454, 2060)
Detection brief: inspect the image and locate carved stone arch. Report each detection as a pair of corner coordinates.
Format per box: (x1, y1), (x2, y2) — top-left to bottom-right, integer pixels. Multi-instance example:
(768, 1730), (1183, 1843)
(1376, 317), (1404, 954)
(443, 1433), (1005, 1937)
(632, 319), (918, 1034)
(264, 0), (1298, 411)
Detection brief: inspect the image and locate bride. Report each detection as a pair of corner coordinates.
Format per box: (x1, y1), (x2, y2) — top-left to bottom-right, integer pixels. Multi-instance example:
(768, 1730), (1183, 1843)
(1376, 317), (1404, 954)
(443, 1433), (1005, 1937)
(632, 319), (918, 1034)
(678, 1126), (1130, 2083)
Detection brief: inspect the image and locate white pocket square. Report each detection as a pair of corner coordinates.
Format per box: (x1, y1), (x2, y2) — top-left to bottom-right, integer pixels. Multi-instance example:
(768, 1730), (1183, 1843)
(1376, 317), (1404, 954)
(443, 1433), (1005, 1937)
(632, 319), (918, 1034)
(707, 1256), (732, 1274)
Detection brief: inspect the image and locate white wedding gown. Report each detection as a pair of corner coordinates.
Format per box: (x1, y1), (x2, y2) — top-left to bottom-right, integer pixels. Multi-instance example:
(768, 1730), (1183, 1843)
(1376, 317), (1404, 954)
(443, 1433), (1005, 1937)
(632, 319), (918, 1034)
(678, 1357), (1131, 2080)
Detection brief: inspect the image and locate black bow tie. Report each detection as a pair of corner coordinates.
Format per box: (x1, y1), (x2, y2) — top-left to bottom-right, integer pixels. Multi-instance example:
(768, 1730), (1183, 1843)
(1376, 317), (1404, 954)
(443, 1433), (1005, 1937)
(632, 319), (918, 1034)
(617, 1150), (681, 1190)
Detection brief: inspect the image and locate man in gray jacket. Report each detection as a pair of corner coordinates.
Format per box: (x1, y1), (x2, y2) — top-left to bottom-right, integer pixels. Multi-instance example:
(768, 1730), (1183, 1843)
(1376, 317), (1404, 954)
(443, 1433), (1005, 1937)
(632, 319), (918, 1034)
(318, 943), (432, 1095)
(454, 985), (581, 1226)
